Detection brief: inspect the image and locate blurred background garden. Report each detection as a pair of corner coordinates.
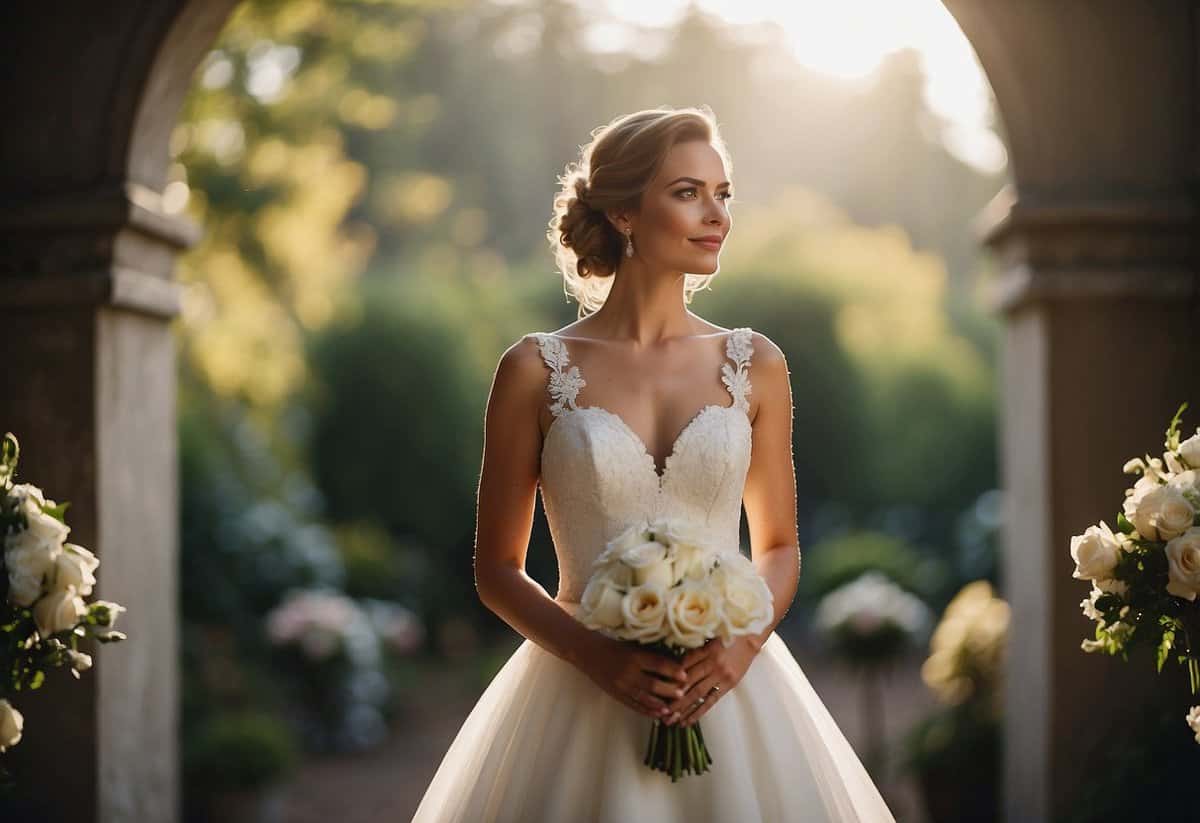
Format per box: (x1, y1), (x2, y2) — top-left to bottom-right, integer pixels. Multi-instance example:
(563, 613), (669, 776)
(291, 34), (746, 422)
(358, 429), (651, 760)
(173, 0), (1013, 820)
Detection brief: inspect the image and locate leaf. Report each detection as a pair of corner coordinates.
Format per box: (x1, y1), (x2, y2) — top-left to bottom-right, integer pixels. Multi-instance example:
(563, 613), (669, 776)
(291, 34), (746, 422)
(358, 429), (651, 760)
(1157, 628), (1175, 672)
(1165, 401), (1189, 452)
(1116, 512), (1136, 535)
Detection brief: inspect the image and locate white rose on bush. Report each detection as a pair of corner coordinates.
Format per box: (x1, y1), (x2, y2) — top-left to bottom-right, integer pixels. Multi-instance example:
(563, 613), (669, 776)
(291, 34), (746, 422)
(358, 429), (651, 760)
(0, 699), (23, 752)
(1070, 520), (1123, 581)
(53, 543), (99, 596)
(1164, 527), (1200, 601)
(33, 585), (87, 639)
(1126, 484), (1194, 542)
(1180, 429), (1200, 468)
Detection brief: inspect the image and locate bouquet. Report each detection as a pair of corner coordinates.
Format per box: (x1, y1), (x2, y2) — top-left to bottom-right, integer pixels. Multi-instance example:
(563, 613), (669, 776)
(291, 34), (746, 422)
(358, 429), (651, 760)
(577, 517), (774, 781)
(1068, 401), (1200, 742)
(0, 432), (128, 787)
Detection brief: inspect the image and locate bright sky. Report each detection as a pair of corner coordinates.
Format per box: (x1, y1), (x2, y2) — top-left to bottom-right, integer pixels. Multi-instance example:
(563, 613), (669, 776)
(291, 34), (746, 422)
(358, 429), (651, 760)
(578, 0), (1007, 175)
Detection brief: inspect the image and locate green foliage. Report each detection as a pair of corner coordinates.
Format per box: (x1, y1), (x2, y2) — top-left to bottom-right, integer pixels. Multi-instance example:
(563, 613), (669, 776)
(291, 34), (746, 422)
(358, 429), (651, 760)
(184, 710), (300, 793)
(798, 530), (943, 603)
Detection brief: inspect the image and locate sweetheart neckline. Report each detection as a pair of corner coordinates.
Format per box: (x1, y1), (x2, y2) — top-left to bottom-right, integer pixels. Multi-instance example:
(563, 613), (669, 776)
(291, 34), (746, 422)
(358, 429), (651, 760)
(541, 401), (751, 493)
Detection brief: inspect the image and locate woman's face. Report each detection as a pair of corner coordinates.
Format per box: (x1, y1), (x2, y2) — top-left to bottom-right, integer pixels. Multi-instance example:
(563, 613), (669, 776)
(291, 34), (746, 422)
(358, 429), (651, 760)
(623, 140), (733, 276)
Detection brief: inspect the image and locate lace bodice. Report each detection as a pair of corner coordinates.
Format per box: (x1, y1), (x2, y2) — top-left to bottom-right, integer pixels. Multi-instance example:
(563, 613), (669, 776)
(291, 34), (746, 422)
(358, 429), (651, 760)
(529, 328), (755, 602)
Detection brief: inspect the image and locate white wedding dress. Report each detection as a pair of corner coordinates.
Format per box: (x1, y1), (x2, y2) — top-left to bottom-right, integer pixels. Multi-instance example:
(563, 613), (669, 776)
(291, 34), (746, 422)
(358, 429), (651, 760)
(410, 327), (897, 822)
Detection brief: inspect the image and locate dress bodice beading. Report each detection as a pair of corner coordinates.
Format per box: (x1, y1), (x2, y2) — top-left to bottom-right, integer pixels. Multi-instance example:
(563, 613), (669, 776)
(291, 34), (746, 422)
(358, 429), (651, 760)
(529, 327), (755, 602)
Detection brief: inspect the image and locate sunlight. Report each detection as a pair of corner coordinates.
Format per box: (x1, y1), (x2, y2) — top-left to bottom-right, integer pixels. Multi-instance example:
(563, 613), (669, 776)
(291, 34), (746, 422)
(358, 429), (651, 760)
(585, 0), (1007, 174)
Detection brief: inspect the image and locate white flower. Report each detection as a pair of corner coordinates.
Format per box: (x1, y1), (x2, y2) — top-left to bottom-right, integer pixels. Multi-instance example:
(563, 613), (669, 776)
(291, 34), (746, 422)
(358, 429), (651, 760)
(619, 584), (668, 642)
(620, 540), (671, 586)
(1165, 450), (1188, 477)
(1094, 577), (1130, 595)
(671, 541), (712, 584)
(32, 585), (86, 639)
(52, 543), (99, 596)
(1130, 485), (1194, 542)
(1180, 430), (1200, 469)
(603, 521), (652, 558)
(4, 518), (69, 607)
(1187, 705), (1200, 744)
(712, 564), (773, 640)
(665, 582), (723, 649)
(1164, 527), (1200, 601)
(0, 699), (23, 752)
(580, 574), (626, 630)
(815, 571), (932, 641)
(1070, 521), (1123, 581)
(1080, 591), (1100, 621)
(68, 650), (93, 672)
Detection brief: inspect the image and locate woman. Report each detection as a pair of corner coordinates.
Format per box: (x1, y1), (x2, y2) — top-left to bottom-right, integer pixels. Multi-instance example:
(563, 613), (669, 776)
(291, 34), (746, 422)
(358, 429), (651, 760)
(410, 106), (897, 822)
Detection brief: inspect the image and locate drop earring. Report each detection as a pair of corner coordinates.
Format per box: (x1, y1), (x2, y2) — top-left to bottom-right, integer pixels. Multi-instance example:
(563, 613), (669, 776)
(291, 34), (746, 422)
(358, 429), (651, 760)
(624, 228), (634, 258)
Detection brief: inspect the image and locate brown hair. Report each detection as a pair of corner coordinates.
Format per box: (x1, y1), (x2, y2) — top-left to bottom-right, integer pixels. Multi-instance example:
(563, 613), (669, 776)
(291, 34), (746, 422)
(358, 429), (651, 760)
(546, 105), (733, 318)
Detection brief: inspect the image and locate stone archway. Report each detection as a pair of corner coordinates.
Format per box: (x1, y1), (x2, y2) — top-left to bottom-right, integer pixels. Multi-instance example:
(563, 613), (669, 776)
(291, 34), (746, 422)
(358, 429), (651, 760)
(0, 2), (1196, 821)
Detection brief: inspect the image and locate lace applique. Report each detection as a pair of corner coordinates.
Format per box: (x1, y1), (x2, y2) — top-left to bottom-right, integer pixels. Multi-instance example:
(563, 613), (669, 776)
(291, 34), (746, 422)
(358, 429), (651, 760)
(532, 333), (586, 417)
(721, 327), (754, 412)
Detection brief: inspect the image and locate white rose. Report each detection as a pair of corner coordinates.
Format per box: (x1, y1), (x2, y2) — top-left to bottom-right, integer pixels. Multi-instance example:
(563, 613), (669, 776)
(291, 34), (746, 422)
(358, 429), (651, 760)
(1130, 485), (1195, 541)
(1180, 430), (1200, 469)
(591, 557), (634, 588)
(6, 572), (44, 608)
(620, 540), (668, 578)
(604, 522), (651, 556)
(620, 584), (668, 642)
(580, 575), (626, 630)
(4, 526), (66, 607)
(672, 541), (712, 584)
(1186, 705), (1200, 744)
(32, 585), (86, 639)
(1070, 520), (1123, 581)
(0, 699), (23, 752)
(714, 565), (774, 638)
(1169, 469), (1200, 504)
(665, 583), (723, 649)
(1164, 527), (1200, 601)
(52, 543), (99, 596)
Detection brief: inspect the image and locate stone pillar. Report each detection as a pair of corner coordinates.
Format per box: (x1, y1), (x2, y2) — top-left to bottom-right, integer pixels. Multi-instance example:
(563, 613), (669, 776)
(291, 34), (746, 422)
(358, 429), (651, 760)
(0, 2), (237, 820)
(943, 1), (1200, 820)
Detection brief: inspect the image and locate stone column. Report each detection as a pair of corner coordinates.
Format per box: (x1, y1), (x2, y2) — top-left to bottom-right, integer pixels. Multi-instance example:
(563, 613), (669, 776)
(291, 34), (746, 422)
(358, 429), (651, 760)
(943, 1), (1200, 820)
(0, 2), (237, 820)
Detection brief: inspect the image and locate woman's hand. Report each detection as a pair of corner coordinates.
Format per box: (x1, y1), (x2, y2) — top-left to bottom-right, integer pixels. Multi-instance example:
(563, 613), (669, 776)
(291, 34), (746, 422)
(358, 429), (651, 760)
(663, 636), (760, 726)
(576, 632), (691, 722)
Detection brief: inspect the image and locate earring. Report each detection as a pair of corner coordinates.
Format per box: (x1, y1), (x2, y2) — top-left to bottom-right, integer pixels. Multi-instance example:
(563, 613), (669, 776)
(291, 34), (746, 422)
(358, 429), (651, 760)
(624, 228), (634, 258)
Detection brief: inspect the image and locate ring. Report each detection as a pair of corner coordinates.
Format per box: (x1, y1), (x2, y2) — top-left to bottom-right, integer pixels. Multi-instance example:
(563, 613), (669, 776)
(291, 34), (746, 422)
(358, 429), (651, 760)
(697, 696), (706, 705)
(712, 684), (721, 693)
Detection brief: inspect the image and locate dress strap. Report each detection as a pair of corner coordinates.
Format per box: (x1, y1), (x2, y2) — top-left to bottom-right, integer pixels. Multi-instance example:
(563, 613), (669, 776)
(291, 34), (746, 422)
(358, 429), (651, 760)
(529, 333), (586, 418)
(720, 327), (754, 412)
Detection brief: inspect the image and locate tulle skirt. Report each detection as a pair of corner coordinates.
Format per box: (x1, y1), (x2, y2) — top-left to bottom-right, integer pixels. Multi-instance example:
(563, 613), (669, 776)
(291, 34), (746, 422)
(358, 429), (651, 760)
(410, 601), (897, 823)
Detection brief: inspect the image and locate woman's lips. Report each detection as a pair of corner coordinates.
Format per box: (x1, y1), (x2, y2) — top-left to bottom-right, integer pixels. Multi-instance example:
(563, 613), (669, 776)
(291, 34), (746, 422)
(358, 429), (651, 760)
(690, 239), (722, 251)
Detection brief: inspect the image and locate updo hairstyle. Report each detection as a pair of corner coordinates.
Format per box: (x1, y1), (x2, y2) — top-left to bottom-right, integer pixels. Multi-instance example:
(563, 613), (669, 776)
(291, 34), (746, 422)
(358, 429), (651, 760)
(546, 105), (733, 318)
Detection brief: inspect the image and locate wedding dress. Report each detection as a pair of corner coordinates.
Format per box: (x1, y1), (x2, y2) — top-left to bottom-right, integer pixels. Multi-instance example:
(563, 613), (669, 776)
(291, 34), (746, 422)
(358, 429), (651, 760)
(410, 327), (897, 823)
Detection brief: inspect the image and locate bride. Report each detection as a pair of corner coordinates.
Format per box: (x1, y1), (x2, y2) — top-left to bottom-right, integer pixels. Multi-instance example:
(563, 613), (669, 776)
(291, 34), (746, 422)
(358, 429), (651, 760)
(410, 106), (897, 822)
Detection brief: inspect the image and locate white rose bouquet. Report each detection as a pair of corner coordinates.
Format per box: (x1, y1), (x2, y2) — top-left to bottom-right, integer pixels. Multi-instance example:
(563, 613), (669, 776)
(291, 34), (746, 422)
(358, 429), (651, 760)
(1068, 402), (1200, 743)
(0, 433), (127, 784)
(578, 517), (773, 781)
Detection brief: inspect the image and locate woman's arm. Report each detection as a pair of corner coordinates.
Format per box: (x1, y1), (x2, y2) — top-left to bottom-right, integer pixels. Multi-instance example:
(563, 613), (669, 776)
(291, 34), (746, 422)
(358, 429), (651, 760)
(740, 332), (801, 650)
(472, 336), (602, 668)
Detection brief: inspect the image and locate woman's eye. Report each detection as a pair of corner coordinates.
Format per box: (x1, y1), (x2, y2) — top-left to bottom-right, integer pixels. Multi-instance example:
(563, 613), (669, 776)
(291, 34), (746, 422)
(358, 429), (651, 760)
(675, 188), (734, 201)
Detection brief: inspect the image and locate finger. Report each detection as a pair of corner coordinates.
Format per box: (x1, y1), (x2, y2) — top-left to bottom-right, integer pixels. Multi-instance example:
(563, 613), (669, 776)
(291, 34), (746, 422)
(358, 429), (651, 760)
(643, 673), (688, 702)
(638, 652), (688, 684)
(681, 642), (712, 670)
(679, 676), (723, 726)
(624, 686), (670, 720)
(666, 662), (716, 714)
